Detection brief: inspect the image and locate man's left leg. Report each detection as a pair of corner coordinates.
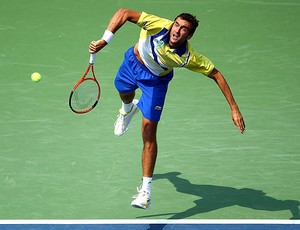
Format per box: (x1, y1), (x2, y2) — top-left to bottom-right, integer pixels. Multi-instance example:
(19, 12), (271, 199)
(131, 117), (158, 209)
(141, 117), (158, 178)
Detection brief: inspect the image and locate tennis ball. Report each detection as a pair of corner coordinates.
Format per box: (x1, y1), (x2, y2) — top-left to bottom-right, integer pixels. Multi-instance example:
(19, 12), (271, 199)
(31, 72), (41, 82)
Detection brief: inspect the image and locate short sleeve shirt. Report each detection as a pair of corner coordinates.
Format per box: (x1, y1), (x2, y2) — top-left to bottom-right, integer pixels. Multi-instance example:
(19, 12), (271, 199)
(136, 12), (215, 76)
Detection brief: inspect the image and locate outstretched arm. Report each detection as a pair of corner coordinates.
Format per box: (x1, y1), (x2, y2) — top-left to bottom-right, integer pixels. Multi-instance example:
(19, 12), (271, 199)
(89, 8), (141, 53)
(208, 68), (245, 133)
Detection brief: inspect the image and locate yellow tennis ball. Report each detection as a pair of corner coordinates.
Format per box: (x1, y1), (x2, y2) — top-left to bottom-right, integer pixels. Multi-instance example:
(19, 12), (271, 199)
(31, 72), (41, 82)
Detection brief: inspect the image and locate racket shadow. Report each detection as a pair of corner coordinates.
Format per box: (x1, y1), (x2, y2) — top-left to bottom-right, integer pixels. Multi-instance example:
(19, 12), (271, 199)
(138, 172), (300, 220)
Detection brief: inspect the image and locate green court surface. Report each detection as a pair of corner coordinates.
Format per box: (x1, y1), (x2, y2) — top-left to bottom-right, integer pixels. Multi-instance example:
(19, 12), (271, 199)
(1, 0), (299, 221)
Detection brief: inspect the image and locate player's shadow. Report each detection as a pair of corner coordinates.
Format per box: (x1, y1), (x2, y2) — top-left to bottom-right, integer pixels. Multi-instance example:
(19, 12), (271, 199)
(142, 172), (300, 222)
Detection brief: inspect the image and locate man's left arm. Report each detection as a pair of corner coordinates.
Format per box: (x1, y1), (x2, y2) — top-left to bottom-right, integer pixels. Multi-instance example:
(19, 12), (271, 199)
(208, 68), (245, 133)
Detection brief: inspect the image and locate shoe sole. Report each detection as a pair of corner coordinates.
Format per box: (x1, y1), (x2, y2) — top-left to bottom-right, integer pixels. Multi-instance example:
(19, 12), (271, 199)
(131, 203), (151, 210)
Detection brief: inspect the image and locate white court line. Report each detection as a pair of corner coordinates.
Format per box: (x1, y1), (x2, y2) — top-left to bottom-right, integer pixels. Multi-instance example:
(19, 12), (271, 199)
(0, 219), (299, 225)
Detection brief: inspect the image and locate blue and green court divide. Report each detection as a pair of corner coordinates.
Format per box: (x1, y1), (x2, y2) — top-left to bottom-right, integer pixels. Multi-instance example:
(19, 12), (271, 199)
(0, 0), (299, 229)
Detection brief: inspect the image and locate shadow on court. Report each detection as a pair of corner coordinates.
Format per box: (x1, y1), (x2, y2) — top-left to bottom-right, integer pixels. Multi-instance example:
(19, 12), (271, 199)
(140, 172), (300, 223)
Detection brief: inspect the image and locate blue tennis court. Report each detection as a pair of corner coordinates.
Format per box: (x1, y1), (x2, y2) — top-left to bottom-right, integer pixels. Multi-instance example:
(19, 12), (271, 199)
(0, 220), (299, 230)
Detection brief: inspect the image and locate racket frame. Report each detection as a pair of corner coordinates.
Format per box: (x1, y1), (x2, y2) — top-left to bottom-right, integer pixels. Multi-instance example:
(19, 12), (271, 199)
(69, 54), (100, 114)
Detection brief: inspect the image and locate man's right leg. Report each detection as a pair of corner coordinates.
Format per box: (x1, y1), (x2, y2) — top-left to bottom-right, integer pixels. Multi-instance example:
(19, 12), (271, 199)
(119, 91), (135, 104)
(114, 91), (139, 136)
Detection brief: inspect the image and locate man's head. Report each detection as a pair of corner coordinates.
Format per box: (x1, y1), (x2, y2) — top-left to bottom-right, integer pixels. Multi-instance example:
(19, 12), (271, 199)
(175, 13), (199, 35)
(169, 13), (199, 48)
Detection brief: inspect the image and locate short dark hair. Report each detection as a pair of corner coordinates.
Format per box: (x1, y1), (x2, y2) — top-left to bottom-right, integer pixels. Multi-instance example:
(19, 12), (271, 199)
(175, 13), (199, 35)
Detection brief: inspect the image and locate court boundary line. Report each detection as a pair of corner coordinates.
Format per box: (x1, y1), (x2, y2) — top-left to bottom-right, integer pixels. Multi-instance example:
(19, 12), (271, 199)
(0, 219), (299, 225)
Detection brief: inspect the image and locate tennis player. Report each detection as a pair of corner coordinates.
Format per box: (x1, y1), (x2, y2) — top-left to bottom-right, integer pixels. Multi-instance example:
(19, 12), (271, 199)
(89, 8), (245, 209)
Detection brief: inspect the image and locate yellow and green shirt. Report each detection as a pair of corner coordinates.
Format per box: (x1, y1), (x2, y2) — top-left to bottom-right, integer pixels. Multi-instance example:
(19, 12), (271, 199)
(136, 12), (215, 77)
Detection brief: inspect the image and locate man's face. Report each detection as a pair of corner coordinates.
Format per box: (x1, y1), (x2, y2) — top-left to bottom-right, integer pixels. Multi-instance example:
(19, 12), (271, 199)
(169, 17), (193, 49)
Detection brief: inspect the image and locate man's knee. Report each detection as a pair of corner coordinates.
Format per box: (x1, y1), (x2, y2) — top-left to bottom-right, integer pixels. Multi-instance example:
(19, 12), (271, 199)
(142, 118), (158, 142)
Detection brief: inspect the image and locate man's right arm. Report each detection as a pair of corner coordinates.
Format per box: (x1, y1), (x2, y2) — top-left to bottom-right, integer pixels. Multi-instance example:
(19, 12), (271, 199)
(89, 8), (141, 53)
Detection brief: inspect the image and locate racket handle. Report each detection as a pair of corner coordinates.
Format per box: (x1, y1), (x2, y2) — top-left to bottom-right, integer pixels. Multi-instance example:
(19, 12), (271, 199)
(89, 53), (96, 65)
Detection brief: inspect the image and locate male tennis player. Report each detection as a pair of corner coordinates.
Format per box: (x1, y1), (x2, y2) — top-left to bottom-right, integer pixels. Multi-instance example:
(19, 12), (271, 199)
(89, 8), (245, 209)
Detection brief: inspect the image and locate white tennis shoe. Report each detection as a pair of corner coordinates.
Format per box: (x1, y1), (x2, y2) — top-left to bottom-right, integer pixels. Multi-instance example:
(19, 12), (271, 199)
(114, 99), (139, 136)
(131, 187), (151, 210)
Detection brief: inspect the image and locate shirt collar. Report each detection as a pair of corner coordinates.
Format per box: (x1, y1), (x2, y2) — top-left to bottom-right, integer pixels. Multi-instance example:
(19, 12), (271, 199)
(161, 31), (187, 56)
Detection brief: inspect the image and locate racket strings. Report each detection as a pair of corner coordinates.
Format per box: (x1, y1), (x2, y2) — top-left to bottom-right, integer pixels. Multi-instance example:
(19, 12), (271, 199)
(71, 79), (99, 112)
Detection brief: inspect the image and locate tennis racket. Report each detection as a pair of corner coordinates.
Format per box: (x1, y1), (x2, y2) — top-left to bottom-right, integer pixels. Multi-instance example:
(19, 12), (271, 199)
(69, 53), (101, 114)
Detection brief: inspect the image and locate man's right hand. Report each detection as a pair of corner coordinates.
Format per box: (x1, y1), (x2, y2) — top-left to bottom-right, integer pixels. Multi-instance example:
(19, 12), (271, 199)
(89, 39), (107, 53)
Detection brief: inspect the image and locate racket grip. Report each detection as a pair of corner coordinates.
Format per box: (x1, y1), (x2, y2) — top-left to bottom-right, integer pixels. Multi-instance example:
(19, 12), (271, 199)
(89, 53), (96, 65)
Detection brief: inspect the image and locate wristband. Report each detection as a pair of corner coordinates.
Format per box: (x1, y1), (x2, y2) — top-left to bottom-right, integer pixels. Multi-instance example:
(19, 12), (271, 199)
(102, 30), (114, 43)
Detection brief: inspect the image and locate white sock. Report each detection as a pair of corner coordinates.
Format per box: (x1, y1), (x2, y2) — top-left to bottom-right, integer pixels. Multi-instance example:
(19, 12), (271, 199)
(141, 177), (152, 194)
(122, 102), (133, 113)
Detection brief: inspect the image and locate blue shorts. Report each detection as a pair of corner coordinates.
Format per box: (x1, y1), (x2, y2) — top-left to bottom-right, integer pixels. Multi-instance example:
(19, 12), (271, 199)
(114, 47), (173, 122)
